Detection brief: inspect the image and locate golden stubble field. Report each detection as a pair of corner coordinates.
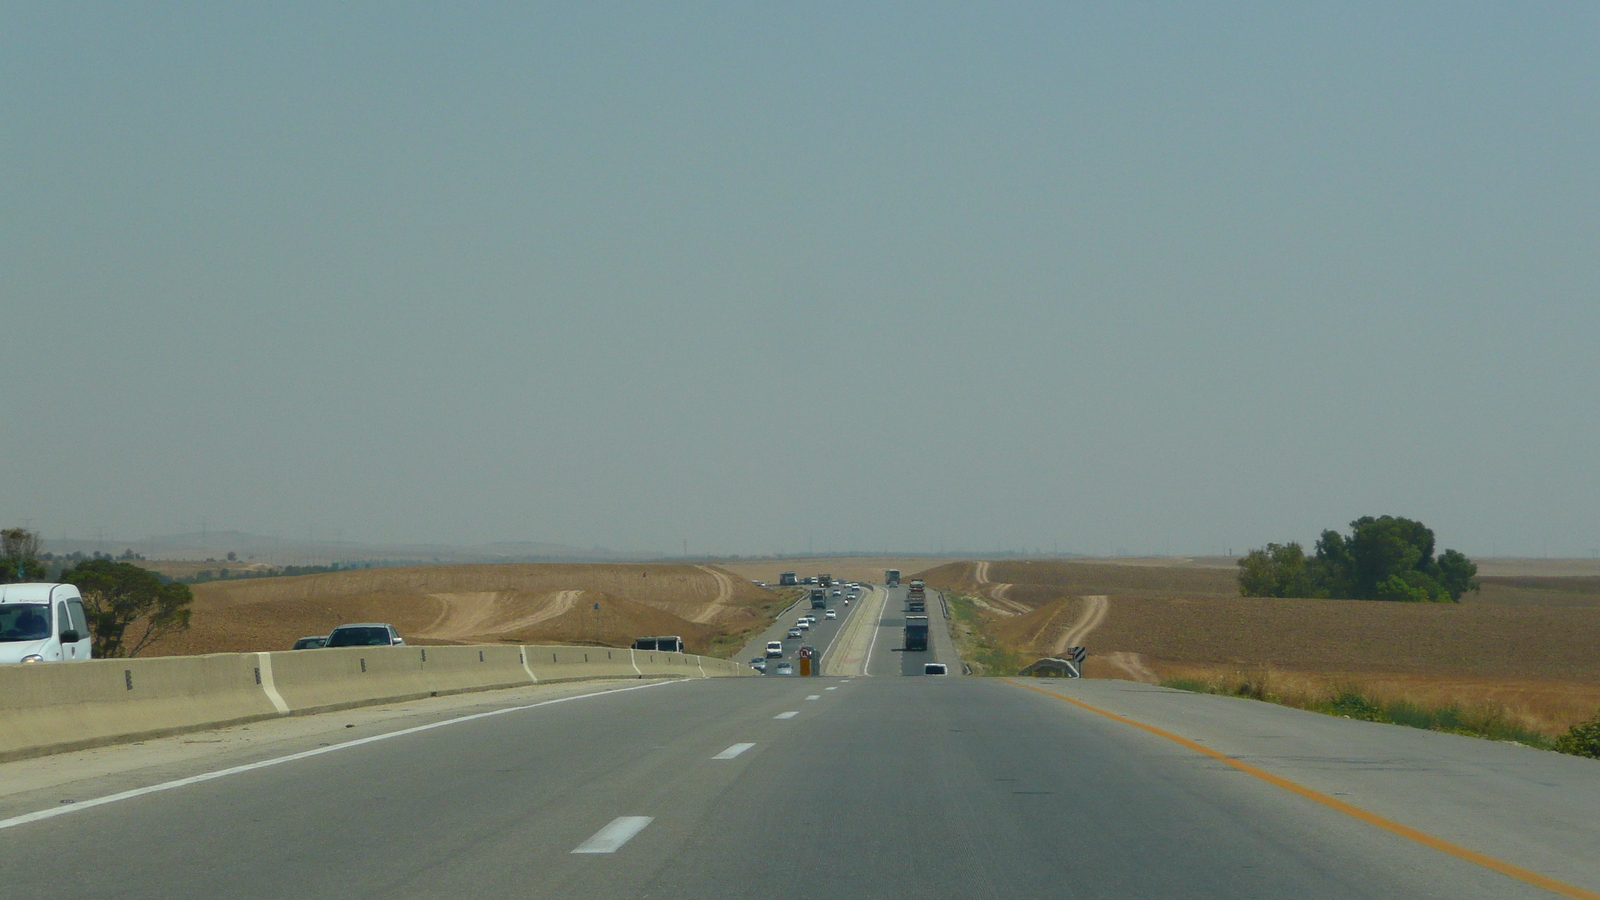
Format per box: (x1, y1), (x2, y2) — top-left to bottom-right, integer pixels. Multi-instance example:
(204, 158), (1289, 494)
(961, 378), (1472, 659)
(917, 558), (1600, 735)
(148, 563), (793, 659)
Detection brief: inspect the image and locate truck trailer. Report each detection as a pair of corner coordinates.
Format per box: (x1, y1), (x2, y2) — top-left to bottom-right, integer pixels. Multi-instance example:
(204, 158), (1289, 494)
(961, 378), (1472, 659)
(903, 615), (929, 652)
(885, 569), (900, 587)
(810, 588), (827, 609)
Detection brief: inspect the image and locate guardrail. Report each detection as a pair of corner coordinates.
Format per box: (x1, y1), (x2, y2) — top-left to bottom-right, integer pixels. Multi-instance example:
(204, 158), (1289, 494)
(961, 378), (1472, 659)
(0, 645), (748, 762)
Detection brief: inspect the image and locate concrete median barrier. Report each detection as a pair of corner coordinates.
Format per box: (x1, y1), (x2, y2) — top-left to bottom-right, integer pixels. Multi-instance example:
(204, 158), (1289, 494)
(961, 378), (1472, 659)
(0, 643), (750, 762)
(0, 653), (283, 761)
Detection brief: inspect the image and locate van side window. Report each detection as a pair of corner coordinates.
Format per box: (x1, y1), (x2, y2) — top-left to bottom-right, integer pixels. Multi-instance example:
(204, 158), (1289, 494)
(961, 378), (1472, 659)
(67, 600), (89, 636)
(56, 602), (68, 634)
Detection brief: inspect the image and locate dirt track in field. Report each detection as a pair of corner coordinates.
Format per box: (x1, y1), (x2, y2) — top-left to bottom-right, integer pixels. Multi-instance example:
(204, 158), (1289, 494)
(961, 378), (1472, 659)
(150, 563), (789, 658)
(917, 558), (1600, 733)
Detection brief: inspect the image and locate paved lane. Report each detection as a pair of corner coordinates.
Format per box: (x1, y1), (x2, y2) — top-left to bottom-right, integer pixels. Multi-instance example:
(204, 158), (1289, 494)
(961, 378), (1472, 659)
(6, 676), (1593, 899)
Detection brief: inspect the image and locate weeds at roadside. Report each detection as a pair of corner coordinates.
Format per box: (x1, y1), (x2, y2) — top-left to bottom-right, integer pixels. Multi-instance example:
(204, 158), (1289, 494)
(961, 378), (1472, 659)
(1162, 674), (1559, 750)
(945, 592), (1027, 676)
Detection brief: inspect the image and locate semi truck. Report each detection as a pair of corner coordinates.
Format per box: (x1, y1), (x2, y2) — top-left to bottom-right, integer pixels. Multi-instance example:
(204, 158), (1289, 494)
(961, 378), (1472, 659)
(810, 588), (827, 609)
(818, 574), (833, 587)
(779, 572), (798, 586)
(903, 615), (929, 652)
(885, 569), (900, 587)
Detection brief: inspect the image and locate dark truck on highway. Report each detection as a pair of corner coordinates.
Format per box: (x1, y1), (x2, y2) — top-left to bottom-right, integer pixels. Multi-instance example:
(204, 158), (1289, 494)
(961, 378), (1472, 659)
(904, 615), (929, 652)
(810, 588), (827, 609)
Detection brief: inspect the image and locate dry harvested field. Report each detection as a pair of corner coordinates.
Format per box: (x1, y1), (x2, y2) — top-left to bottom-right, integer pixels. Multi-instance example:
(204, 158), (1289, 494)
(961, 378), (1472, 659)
(918, 558), (1600, 735)
(148, 563), (793, 659)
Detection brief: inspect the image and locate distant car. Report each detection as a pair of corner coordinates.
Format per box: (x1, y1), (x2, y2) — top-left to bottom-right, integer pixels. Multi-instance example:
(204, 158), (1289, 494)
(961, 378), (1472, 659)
(803, 615), (816, 624)
(766, 641), (784, 658)
(796, 620), (810, 630)
(292, 635), (328, 650)
(824, 609), (837, 620)
(831, 590), (842, 597)
(924, 663), (948, 675)
(786, 628), (803, 639)
(774, 661), (795, 675)
(750, 658), (767, 672)
(325, 623), (404, 647)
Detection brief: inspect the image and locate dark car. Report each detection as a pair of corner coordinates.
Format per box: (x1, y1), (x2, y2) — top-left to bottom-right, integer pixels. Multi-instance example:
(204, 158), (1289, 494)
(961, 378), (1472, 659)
(325, 623), (405, 648)
(292, 635), (328, 650)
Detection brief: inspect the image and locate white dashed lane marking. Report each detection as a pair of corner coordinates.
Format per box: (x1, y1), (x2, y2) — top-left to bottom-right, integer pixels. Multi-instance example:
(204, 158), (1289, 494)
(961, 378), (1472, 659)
(713, 743), (755, 760)
(774, 711), (799, 719)
(806, 695), (821, 700)
(572, 817), (654, 854)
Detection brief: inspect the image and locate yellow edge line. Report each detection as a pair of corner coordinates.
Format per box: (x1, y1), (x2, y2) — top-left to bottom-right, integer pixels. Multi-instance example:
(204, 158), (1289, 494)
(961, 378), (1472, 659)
(1009, 679), (1600, 900)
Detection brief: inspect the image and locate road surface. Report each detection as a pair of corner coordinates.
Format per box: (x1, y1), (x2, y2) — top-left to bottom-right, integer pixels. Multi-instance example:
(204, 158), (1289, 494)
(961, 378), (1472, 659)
(3, 669), (1597, 899)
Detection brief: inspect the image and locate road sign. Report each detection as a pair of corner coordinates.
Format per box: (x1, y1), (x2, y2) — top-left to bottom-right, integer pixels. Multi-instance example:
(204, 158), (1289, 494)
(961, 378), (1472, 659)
(1067, 646), (1087, 664)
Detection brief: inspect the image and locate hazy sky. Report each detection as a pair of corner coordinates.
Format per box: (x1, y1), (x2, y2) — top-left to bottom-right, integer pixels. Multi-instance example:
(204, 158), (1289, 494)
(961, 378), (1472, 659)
(4, 4), (1596, 558)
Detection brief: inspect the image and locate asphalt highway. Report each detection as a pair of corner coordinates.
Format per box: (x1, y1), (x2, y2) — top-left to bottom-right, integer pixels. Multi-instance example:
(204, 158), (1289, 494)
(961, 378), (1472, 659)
(737, 582), (961, 678)
(4, 587), (1598, 899)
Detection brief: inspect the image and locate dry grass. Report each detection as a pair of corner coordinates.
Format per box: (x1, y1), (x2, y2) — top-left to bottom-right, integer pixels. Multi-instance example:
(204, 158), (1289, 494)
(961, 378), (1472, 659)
(918, 559), (1600, 734)
(149, 563), (789, 659)
(1151, 662), (1600, 738)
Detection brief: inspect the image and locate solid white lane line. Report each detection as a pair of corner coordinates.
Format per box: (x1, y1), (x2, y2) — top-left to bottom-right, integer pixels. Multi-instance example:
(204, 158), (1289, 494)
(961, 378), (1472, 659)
(713, 742), (755, 760)
(0, 680), (684, 833)
(774, 711), (799, 719)
(806, 695), (821, 700)
(572, 816), (654, 854)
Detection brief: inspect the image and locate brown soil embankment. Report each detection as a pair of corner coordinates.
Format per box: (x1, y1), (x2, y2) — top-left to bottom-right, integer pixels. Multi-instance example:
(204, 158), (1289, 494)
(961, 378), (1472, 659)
(151, 563), (790, 659)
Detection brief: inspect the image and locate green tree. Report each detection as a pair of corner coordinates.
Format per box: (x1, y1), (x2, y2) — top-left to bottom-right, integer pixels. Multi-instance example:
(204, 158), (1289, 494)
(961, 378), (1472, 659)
(58, 559), (193, 657)
(1241, 516), (1475, 602)
(1237, 542), (1316, 597)
(1, 528), (46, 583)
(1435, 548), (1480, 601)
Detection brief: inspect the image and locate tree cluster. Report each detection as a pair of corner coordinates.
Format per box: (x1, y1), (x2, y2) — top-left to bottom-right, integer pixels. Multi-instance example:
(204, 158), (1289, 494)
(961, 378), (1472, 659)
(1238, 516), (1478, 602)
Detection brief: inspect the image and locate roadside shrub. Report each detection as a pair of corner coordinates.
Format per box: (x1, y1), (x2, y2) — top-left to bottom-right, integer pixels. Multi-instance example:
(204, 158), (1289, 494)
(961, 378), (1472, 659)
(1554, 711), (1600, 759)
(1326, 691), (1386, 722)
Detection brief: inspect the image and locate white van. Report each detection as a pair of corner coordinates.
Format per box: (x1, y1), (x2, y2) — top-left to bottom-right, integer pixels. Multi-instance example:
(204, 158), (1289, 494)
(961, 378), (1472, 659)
(0, 583), (93, 664)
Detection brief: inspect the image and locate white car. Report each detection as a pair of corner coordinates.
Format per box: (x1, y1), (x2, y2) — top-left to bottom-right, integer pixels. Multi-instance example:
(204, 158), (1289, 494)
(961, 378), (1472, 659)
(796, 620), (810, 630)
(824, 609), (837, 620)
(0, 583), (92, 664)
(766, 641), (784, 658)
